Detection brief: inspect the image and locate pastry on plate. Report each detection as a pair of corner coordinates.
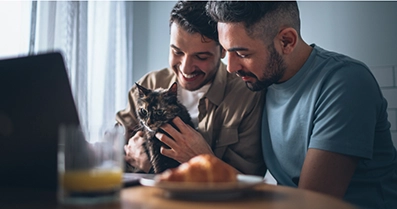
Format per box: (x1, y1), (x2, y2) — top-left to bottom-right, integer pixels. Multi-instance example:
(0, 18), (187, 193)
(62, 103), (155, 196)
(156, 154), (237, 183)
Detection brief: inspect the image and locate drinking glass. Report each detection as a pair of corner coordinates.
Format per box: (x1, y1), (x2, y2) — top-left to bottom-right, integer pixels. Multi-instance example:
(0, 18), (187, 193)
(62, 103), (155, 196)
(57, 125), (124, 205)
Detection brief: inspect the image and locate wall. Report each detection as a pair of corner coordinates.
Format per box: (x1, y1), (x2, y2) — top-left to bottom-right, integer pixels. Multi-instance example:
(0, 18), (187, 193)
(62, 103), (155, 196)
(131, 1), (149, 81)
(132, 1), (175, 81)
(133, 1), (397, 147)
(298, 1), (397, 148)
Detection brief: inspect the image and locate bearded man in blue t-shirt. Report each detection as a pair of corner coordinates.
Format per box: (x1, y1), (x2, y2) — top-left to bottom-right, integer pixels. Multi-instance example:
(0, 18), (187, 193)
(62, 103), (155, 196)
(205, 1), (397, 209)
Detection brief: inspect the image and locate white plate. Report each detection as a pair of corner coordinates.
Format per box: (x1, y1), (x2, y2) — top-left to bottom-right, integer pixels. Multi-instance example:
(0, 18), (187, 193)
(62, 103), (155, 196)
(123, 173), (155, 187)
(139, 174), (264, 200)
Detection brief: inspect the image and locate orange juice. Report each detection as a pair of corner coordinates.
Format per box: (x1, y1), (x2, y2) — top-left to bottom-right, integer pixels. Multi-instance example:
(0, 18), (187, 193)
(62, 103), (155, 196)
(60, 169), (122, 192)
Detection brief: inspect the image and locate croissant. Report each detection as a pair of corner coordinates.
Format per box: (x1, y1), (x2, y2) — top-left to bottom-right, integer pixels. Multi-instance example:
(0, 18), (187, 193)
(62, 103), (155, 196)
(156, 154), (237, 183)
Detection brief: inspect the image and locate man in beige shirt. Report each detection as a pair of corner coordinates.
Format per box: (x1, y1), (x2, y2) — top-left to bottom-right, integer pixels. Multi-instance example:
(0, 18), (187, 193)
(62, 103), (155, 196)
(116, 1), (265, 176)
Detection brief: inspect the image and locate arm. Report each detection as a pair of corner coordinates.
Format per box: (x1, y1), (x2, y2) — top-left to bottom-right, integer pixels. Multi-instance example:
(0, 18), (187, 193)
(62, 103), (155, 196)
(116, 87), (140, 141)
(298, 63), (379, 197)
(299, 148), (358, 198)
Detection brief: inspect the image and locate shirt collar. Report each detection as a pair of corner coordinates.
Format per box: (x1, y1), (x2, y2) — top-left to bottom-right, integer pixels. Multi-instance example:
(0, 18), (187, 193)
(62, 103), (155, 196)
(205, 62), (227, 106)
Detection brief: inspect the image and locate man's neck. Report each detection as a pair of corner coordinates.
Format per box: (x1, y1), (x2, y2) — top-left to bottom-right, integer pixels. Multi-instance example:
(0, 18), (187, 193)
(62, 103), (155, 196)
(283, 41), (313, 82)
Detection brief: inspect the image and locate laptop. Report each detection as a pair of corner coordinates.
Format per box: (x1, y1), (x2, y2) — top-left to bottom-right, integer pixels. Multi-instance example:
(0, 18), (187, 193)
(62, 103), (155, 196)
(0, 52), (152, 196)
(0, 52), (80, 194)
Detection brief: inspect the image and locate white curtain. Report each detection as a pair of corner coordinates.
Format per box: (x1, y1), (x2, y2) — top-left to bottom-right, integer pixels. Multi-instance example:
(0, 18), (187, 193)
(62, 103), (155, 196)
(0, 1), (31, 59)
(30, 1), (134, 140)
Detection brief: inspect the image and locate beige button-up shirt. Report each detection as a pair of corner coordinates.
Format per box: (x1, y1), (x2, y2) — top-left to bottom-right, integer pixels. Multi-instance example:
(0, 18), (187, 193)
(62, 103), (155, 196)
(116, 63), (266, 176)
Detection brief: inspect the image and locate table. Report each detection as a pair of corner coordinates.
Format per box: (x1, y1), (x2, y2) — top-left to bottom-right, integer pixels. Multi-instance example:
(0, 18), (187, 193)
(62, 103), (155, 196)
(1, 183), (358, 209)
(120, 183), (357, 209)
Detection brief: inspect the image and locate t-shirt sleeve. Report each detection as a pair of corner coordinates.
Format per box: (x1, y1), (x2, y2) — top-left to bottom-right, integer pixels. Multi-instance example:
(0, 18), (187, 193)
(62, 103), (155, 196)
(308, 62), (383, 159)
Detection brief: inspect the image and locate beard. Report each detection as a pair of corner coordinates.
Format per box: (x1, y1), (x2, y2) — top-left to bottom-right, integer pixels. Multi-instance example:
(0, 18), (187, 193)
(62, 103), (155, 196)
(245, 44), (286, 92)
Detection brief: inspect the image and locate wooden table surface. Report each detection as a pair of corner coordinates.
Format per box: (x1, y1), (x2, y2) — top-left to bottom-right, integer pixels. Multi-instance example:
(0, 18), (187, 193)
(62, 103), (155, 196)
(1, 183), (358, 209)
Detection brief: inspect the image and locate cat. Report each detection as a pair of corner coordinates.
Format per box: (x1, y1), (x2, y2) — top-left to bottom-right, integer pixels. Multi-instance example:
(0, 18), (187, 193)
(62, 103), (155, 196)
(135, 82), (195, 173)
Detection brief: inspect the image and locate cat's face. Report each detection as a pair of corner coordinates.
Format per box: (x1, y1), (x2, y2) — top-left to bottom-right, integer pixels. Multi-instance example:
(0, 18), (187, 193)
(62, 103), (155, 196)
(136, 83), (180, 132)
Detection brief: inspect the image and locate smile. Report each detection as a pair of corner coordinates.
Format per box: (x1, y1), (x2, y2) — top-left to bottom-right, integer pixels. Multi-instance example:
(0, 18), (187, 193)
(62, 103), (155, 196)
(181, 71), (199, 79)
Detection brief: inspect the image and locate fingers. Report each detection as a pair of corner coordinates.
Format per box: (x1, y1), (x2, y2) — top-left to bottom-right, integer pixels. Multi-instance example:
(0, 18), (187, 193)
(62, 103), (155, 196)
(156, 128), (179, 160)
(131, 131), (144, 142)
(127, 131), (145, 148)
(171, 117), (188, 133)
(155, 117), (206, 163)
(124, 132), (152, 172)
(159, 123), (181, 142)
(160, 146), (175, 159)
(158, 117), (191, 143)
(124, 144), (136, 165)
(156, 132), (178, 149)
(136, 130), (144, 137)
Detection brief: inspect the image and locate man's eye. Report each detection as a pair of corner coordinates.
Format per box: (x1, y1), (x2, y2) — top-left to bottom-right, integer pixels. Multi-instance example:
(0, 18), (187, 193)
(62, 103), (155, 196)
(237, 53), (247, 58)
(138, 108), (147, 116)
(197, 55), (209, 61)
(173, 50), (183, 56)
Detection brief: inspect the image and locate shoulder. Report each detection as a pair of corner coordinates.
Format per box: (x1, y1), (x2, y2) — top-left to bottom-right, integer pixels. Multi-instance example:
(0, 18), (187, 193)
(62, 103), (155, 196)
(311, 45), (377, 90)
(314, 45), (371, 76)
(136, 67), (176, 89)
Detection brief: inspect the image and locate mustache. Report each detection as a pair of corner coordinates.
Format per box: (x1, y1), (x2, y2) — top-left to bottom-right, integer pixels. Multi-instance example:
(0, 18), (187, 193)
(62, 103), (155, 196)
(235, 70), (256, 78)
(174, 65), (202, 74)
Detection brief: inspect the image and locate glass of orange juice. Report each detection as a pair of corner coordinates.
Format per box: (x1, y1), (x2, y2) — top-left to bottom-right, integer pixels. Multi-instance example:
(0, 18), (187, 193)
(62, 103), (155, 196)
(57, 125), (124, 205)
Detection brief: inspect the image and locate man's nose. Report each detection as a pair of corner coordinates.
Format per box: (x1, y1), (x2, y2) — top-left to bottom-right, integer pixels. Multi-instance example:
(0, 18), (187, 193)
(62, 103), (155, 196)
(225, 53), (240, 73)
(180, 57), (194, 73)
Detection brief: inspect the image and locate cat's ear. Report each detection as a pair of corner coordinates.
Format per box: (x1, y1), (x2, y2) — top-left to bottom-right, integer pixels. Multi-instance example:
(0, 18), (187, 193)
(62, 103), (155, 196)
(168, 82), (178, 96)
(135, 83), (150, 97)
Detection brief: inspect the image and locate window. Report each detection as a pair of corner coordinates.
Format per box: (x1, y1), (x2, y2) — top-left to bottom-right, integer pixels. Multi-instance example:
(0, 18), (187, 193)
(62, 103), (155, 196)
(0, 1), (31, 59)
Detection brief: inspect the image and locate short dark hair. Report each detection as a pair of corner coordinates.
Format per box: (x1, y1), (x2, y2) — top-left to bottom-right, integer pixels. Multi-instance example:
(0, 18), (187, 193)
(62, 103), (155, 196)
(170, 1), (219, 44)
(206, 1), (300, 43)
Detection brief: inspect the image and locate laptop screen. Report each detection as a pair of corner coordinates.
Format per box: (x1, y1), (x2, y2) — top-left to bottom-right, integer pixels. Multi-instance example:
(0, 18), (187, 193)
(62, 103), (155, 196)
(0, 52), (80, 192)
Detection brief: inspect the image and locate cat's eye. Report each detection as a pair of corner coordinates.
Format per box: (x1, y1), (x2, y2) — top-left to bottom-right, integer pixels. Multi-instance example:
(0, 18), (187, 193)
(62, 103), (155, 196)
(138, 108), (148, 117)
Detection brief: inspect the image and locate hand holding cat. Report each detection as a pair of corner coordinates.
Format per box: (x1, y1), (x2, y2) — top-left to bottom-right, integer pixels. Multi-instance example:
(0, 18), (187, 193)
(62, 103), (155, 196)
(124, 130), (152, 173)
(156, 117), (214, 163)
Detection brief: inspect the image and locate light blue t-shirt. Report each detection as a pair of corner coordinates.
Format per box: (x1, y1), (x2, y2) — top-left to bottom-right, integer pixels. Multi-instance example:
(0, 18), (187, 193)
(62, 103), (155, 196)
(262, 44), (397, 209)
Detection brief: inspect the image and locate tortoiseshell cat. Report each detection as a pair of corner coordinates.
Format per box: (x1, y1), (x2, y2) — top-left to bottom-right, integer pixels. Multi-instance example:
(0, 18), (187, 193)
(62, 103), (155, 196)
(135, 82), (194, 173)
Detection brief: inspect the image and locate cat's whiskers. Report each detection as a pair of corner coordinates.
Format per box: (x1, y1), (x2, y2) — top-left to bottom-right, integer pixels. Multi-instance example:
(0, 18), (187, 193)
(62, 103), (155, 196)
(141, 122), (154, 133)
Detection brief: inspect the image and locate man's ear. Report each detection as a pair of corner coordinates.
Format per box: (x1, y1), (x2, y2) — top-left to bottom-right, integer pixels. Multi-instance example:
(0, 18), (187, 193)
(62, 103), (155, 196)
(277, 27), (298, 55)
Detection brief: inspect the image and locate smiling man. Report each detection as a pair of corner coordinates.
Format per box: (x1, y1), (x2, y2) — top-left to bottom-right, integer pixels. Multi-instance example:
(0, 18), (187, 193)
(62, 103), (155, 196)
(206, 1), (397, 209)
(116, 1), (266, 176)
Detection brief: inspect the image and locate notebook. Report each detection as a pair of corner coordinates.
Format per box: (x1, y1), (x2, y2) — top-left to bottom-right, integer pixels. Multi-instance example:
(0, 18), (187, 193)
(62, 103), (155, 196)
(0, 52), (80, 192)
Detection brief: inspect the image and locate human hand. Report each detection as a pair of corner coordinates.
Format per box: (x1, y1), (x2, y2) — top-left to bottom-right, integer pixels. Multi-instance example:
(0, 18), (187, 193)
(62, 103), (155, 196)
(155, 116), (214, 163)
(124, 131), (152, 173)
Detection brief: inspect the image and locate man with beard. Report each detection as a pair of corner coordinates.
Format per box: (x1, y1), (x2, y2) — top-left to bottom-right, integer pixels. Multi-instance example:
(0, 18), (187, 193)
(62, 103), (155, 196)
(204, 1), (397, 209)
(116, 1), (266, 176)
